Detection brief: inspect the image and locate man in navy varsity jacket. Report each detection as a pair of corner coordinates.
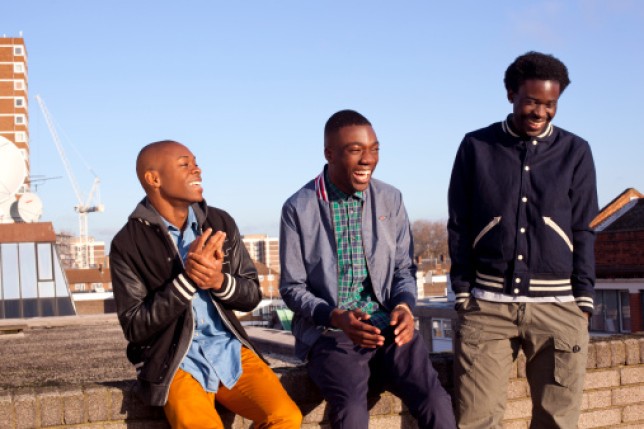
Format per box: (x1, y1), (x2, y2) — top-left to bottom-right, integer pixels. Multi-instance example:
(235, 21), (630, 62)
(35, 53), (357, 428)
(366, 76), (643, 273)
(448, 52), (598, 428)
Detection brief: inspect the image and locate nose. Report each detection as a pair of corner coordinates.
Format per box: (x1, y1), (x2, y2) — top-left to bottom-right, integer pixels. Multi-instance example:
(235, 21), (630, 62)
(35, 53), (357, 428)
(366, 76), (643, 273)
(534, 103), (546, 118)
(360, 148), (377, 165)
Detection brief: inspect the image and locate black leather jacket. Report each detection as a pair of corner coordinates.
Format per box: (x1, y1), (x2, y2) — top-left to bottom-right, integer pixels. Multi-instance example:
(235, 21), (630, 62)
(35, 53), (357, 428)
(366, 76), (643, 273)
(110, 198), (262, 406)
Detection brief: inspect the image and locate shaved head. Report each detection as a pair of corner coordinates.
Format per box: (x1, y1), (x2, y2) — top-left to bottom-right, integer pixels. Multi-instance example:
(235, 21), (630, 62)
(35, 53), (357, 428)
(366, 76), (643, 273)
(136, 140), (185, 191)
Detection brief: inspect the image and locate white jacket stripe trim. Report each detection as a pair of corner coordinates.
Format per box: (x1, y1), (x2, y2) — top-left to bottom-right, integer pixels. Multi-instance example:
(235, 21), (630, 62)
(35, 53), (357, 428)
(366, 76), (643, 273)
(477, 279), (504, 289)
(212, 273), (236, 301)
(177, 273), (196, 293)
(476, 271), (504, 282)
(173, 278), (193, 300)
(529, 285), (573, 292)
(529, 279), (571, 285)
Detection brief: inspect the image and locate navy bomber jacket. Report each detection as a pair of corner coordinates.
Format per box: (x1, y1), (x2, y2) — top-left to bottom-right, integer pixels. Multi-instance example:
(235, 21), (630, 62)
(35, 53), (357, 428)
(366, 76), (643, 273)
(447, 117), (598, 313)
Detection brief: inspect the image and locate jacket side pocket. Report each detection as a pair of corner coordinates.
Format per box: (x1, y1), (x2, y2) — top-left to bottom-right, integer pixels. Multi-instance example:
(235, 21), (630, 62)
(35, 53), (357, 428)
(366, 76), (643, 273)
(543, 217), (573, 252)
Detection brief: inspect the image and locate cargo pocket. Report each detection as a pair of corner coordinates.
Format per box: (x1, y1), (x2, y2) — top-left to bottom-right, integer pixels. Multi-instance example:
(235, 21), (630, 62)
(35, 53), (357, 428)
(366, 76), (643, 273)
(553, 336), (586, 388)
(455, 324), (482, 377)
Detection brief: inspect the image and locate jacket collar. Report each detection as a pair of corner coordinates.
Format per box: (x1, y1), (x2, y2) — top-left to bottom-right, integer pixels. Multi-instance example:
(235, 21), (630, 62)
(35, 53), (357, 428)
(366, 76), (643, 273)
(129, 197), (208, 229)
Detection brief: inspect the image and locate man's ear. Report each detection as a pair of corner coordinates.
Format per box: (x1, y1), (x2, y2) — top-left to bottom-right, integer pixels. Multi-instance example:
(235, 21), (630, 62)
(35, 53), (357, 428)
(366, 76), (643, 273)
(144, 170), (160, 189)
(324, 145), (332, 163)
(507, 89), (515, 104)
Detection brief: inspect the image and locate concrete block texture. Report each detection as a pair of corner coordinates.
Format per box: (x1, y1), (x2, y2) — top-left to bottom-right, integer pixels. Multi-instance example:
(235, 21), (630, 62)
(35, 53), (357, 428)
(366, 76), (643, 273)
(578, 408), (622, 428)
(620, 366), (644, 385)
(584, 369), (620, 390)
(594, 341), (613, 368)
(59, 387), (85, 425)
(13, 389), (37, 429)
(624, 338), (640, 365)
(0, 392), (15, 429)
(37, 388), (63, 427)
(622, 403), (644, 422)
(611, 340), (627, 366)
(612, 385), (644, 406)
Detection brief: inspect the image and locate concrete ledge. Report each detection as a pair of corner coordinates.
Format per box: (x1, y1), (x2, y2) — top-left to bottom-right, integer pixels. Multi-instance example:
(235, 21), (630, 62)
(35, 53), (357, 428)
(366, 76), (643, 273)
(0, 316), (643, 428)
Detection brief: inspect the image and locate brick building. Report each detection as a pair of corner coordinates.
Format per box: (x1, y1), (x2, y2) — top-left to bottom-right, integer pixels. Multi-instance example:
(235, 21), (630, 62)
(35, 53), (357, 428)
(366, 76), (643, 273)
(242, 234), (280, 273)
(0, 36), (29, 194)
(593, 188), (644, 333)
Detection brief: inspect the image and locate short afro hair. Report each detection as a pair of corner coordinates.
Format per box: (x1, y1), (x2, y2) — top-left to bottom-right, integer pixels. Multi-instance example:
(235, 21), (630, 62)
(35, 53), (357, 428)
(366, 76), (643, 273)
(504, 51), (571, 94)
(324, 109), (371, 142)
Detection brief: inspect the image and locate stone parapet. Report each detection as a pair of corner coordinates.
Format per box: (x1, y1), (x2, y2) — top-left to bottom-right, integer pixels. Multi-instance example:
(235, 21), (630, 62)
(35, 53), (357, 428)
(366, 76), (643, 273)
(0, 316), (642, 428)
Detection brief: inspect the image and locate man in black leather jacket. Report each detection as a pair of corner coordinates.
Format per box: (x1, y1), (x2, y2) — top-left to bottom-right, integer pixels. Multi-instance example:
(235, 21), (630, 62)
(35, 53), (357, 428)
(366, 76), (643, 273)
(110, 140), (301, 428)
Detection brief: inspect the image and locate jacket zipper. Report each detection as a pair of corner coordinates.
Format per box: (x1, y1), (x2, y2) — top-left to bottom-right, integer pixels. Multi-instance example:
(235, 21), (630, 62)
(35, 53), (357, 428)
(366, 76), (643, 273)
(472, 216), (502, 248)
(543, 217), (574, 252)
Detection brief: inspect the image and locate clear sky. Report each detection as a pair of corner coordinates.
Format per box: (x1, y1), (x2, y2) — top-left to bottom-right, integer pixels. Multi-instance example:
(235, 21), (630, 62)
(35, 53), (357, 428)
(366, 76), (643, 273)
(2, 1), (643, 248)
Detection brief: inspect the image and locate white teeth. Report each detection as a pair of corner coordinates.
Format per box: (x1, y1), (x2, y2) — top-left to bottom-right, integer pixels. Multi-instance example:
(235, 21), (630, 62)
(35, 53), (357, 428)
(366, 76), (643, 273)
(190, 181), (202, 186)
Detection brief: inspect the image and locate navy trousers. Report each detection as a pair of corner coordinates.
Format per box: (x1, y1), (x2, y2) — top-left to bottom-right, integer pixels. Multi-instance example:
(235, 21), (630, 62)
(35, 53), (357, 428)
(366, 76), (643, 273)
(306, 330), (456, 429)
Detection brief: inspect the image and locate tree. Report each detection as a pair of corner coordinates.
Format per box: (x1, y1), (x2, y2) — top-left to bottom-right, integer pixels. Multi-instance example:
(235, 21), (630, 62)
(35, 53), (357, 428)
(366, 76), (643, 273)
(411, 219), (448, 261)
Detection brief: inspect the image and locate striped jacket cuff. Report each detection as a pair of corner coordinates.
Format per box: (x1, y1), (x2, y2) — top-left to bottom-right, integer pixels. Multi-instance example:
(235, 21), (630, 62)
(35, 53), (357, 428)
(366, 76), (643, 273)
(211, 273), (236, 302)
(173, 273), (197, 301)
(455, 291), (470, 305)
(576, 296), (594, 313)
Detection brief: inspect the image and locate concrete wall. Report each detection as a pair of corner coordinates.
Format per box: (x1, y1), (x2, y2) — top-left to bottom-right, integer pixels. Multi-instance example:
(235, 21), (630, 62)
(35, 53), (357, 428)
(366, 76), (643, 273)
(1, 336), (643, 428)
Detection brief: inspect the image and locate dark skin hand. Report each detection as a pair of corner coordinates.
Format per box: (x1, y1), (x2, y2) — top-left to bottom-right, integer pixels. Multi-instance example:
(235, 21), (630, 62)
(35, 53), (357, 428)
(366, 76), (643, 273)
(330, 308), (384, 348)
(330, 305), (415, 348)
(184, 228), (226, 290)
(390, 305), (414, 346)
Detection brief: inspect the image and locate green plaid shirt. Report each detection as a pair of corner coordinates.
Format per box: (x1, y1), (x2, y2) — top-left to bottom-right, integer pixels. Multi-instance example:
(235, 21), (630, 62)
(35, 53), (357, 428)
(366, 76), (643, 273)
(327, 176), (390, 330)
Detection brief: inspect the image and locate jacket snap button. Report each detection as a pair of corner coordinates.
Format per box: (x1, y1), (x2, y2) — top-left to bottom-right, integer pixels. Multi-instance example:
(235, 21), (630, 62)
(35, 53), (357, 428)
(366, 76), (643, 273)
(573, 345), (581, 353)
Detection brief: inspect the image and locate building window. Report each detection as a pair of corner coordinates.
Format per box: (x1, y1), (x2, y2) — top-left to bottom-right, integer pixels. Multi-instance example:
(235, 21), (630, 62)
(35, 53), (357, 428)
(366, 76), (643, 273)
(590, 290), (631, 333)
(431, 318), (453, 338)
(15, 97), (25, 108)
(15, 132), (27, 143)
(14, 80), (25, 90)
(14, 46), (24, 56)
(15, 115), (26, 125)
(14, 63), (25, 73)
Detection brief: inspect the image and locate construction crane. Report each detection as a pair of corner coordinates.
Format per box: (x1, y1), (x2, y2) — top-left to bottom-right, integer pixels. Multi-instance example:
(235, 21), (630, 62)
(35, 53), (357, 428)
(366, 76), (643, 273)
(36, 95), (104, 269)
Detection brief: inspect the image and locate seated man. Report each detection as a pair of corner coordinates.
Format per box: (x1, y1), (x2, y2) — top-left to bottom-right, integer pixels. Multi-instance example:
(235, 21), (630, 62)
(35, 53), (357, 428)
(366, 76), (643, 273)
(279, 110), (456, 429)
(110, 140), (302, 429)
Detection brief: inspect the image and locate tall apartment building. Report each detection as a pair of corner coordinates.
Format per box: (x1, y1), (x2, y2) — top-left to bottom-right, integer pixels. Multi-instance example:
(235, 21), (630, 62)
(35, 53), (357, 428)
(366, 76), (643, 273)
(242, 234), (280, 273)
(0, 36), (29, 194)
(56, 232), (107, 269)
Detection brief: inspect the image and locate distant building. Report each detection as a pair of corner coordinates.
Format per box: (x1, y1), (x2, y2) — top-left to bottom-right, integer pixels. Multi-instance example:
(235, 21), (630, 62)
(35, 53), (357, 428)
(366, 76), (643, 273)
(593, 188), (644, 333)
(242, 234), (280, 273)
(56, 232), (106, 269)
(0, 36), (29, 195)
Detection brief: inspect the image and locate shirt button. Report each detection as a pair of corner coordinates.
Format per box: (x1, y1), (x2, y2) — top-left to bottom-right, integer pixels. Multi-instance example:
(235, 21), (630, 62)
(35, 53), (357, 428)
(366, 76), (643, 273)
(532, 140), (538, 146)
(520, 227), (526, 233)
(518, 254), (524, 260)
(524, 166), (530, 171)
(513, 288), (520, 294)
(515, 277), (521, 283)
(521, 197), (528, 203)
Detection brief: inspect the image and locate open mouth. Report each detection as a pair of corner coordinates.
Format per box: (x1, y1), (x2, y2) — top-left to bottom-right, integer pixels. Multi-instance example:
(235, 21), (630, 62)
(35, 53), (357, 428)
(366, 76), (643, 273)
(189, 181), (203, 189)
(353, 171), (371, 184)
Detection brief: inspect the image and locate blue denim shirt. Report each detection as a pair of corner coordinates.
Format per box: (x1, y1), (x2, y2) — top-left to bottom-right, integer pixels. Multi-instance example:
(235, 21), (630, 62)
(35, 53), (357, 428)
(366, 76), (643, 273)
(162, 207), (242, 392)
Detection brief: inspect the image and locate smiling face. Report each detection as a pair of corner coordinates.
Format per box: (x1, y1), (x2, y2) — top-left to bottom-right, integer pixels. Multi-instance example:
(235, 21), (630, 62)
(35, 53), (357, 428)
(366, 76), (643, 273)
(325, 124), (379, 194)
(139, 141), (203, 211)
(508, 79), (560, 137)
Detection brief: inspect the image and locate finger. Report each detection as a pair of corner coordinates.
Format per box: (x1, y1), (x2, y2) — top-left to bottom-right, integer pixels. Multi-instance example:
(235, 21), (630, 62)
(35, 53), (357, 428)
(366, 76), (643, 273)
(190, 228), (213, 253)
(351, 308), (371, 321)
(203, 230), (224, 254)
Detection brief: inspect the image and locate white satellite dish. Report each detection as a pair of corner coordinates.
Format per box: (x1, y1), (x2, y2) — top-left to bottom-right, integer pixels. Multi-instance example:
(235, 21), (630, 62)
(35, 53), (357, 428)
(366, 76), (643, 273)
(11, 192), (43, 223)
(0, 136), (27, 204)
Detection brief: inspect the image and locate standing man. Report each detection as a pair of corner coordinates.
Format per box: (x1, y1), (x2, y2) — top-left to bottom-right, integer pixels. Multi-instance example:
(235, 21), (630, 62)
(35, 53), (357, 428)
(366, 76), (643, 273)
(448, 52), (598, 428)
(280, 110), (456, 429)
(110, 140), (301, 429)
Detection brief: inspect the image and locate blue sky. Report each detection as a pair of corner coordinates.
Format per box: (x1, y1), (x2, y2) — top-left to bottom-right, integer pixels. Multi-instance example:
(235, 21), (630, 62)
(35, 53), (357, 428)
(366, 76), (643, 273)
(2, 1), (643, 247)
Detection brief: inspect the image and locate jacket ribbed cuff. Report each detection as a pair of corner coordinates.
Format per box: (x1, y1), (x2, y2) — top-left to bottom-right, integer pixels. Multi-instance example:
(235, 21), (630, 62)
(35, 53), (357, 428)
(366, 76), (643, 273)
(211, 273), (236, 302)
(173, 273), (197, 301)
(313, 303), (335, 327)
